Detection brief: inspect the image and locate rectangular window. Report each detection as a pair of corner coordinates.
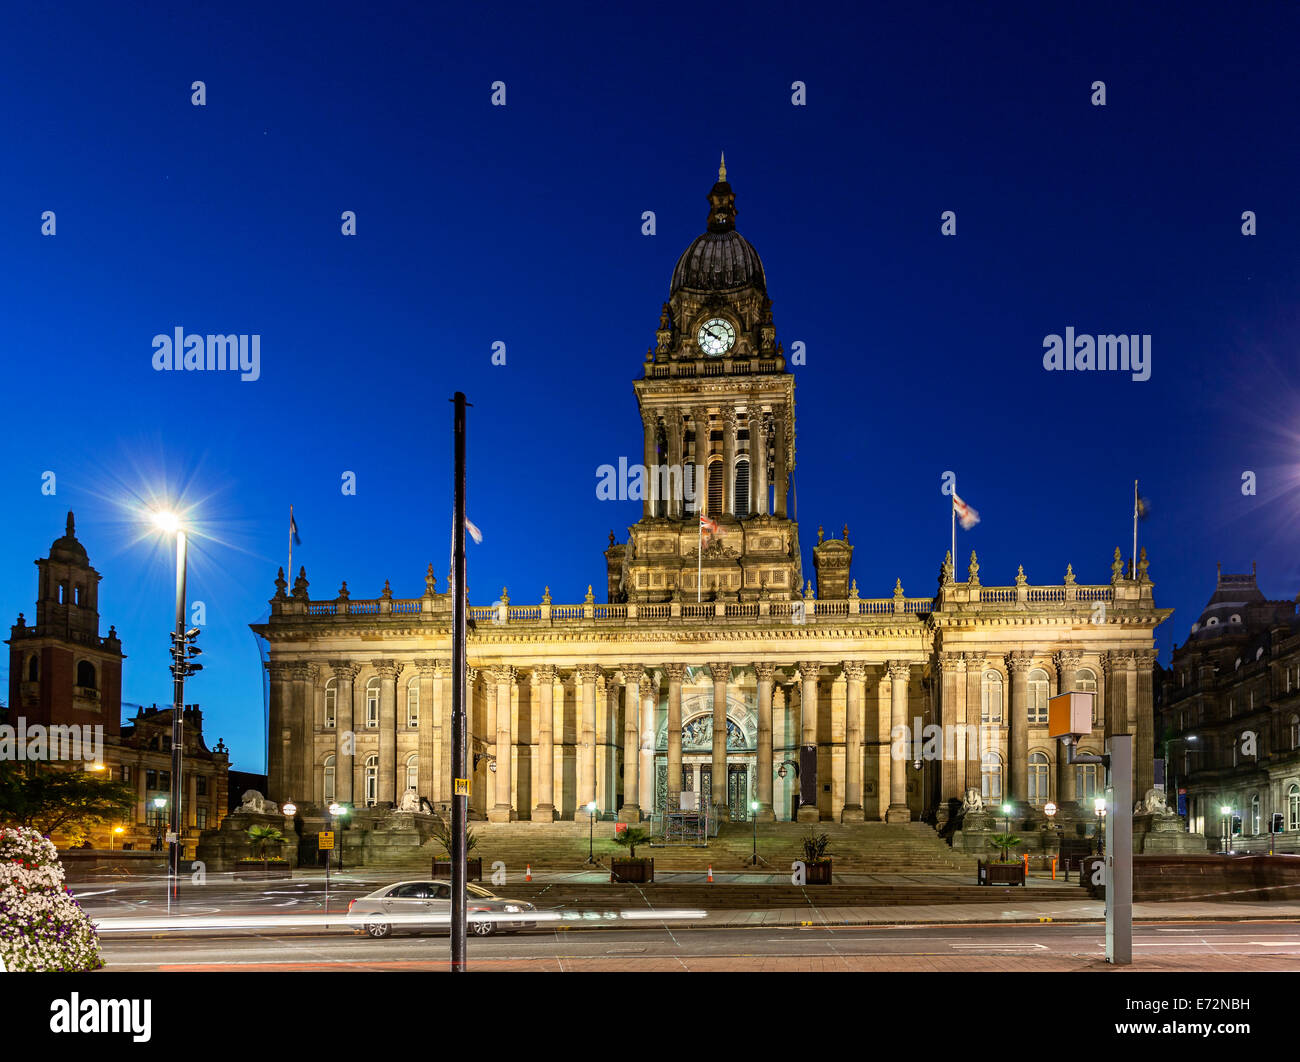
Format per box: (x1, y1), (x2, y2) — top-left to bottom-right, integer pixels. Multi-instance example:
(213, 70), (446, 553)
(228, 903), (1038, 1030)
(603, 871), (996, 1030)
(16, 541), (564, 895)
(196, 776), (207, 797)
(196, 807), (207, 830)
(146, 769), (157, 790)
(121, 765), (131, 783)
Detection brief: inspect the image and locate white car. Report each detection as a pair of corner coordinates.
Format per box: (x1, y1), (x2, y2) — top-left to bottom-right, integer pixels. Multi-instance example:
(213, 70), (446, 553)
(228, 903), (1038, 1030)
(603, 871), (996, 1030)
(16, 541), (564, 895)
(347, 879), (538, 938)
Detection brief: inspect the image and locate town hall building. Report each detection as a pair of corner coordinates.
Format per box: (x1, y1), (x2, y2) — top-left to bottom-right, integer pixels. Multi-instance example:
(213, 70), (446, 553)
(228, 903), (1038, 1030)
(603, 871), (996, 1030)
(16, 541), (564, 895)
(253, 162), (1170, 839)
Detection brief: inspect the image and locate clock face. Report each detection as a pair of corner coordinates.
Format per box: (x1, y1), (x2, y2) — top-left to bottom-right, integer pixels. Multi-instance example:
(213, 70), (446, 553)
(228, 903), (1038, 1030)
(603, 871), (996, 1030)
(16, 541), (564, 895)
(697, 318), (736, 356)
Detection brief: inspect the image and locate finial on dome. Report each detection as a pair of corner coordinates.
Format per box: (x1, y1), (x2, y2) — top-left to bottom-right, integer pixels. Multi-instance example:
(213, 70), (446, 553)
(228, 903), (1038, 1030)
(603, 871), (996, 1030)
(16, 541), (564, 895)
(66, 511), (75, 536)
(718, 151), (727, 182)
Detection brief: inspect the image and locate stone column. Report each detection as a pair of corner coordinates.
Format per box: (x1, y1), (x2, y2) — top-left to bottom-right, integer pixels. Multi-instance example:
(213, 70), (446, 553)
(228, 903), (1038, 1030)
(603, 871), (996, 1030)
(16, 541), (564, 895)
(963, 653), (983, 796)
(532, 665), (556, 822)
(290, 663), (315, 803)
(641, 411), (658, 519)
(485, 678), (497, 775)
(490, 666), (515, 821)
(266, 662), (291, 802)
(1103, 651), (1131, 737)
(936, 653), (962, 807)
(577, 665), (602, 813)
(666, 410), (685, 519)
(796, 661), (821, 821)
(416, 660), (437, 803)
(692, 407), (710, 516)
(751, 407), (768, 516)
(722, 409), (737, 516)
(135, 762), (146, 824)
(1134, 649), (1156, 797)
(620, 664), (644, 822)
(755, 662), (776, 821)
(773, 407), (788, 518)
(437, 664), (453, 802)
(1053, 651), (1082, 807)
(639, 672), (658, 815)
(187, 772), (198, 828)
(1005, 652), (1031, 807)
(842, 661), (867, 821)
(709, 662), (731, 821)
(375, 660), (402, 805)
(665, 663), (686, 812)
(886, 660), (911, 823)
(331, 662), (359, 806)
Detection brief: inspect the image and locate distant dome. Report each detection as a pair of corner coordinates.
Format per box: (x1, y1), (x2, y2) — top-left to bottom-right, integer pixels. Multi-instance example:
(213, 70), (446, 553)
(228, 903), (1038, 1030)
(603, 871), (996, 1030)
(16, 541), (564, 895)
(49, 512), (88, 566)
(669, 154), (767, 295)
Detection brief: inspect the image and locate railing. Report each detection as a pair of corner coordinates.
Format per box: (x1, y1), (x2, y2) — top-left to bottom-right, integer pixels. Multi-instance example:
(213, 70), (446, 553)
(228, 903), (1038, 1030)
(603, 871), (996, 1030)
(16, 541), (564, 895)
(307, 603), (336, 615)
(859, 599), (893, 614)
(1027, 587), (1065, 602)
(392, 601), (422, 613)
(594, 605), (627, 619)
(1076, 587), (1113, 602)
(551, 605), (583, 618)
(726, 602), (759, 617)
(639, 603), (671, 618)
(903, 599), (934, 614)
(681, 603), (713, 618)
(981, 588), (1017, 602)
(509, 605), (542, 620)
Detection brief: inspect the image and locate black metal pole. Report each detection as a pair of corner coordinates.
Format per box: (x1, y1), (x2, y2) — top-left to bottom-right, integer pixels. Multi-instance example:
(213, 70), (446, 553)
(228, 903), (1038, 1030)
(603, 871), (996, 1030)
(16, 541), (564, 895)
(450, 393), (470, 972)
(168, 531), (187, 912)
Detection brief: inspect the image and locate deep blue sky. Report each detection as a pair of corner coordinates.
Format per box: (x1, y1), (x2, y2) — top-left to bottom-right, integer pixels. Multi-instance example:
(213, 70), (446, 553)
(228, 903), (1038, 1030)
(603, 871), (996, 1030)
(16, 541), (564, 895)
(3, 2), (1298, 773)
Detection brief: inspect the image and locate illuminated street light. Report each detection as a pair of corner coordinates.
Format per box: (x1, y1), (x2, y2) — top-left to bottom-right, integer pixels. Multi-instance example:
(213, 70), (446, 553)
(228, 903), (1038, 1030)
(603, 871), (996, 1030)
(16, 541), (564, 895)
(586, 801), (598, 864)
(282, 802), (297, 817)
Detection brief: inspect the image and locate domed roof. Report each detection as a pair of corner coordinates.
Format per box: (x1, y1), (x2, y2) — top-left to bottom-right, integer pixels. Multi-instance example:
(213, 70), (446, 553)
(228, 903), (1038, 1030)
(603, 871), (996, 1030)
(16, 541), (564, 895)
(669, 154), (767, 295)
(49, 511), (89, 566)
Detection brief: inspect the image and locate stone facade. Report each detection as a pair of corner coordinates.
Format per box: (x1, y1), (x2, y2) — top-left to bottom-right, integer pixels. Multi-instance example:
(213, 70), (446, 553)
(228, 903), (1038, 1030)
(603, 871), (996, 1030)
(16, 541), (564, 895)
(1161, 565), (1300, 852)
(252, 166), (1169, 833)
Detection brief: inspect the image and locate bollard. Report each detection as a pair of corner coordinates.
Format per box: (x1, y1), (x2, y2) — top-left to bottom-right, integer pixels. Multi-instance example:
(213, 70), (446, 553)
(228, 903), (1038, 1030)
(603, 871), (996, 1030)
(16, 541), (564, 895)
(1051, 856), (1057, 881)
(525, 863), (532, 882)
(1023, 853), (1029, 877)
(707, 865), (713, 883)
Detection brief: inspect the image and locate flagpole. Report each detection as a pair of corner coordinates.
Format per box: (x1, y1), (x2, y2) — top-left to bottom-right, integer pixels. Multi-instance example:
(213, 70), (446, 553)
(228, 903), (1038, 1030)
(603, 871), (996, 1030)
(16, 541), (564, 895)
(951, 494), (956, 573)
(1132, 479), (1138, 576)
(697, 511), (703, 603)
(288, 504), (294, 578)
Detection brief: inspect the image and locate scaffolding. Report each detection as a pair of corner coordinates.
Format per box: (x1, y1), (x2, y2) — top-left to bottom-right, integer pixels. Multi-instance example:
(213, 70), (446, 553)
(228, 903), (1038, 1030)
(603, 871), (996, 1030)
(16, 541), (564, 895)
(656, 791), (715, 846)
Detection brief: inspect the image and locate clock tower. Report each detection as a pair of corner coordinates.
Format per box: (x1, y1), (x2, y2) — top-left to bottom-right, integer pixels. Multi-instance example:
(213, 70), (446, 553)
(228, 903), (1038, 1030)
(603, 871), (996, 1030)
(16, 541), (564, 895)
(607, 158), (802, 603)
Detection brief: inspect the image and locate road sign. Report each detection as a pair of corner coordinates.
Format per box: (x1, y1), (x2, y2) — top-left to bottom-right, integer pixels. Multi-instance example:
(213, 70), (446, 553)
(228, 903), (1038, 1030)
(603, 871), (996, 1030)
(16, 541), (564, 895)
(454, 778), (471, 797)
(318, 831), (334, 850)
(165, 831), (178, 844)
(614, 822), (627, 836)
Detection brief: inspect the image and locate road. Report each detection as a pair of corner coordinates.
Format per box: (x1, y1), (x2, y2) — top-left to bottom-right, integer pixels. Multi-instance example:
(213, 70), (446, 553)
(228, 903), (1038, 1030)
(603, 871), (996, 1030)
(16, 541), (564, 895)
(97, 920), (1300, 972)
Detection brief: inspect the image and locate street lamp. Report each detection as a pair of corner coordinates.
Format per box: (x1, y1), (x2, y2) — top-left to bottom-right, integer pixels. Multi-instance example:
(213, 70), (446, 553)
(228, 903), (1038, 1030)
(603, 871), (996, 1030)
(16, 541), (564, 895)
(111, 825), (124, 851)
(750, 800), (759, 866)
(586, 801), (598, 865)
(152, 796), (167, 853)
(1001, 802), (1012, 834)
(1044, 801), (1057, 829)
(329, 802), (348, 871)
(149, 508), (201, 913)
(282, 802), (297, 817)
(1220, 804), (1232, 854)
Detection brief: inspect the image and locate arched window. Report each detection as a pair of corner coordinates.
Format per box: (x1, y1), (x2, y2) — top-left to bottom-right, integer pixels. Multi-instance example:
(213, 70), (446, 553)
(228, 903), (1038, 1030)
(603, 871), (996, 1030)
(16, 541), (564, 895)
(980, 751), (1003, 804)
(1028, 752), (1050, 804)
(58, 583), (66, 604)
(324, 678), (337, 729)
(74, 585), (83, 606)
(1251, 793), (1260, 835)
(981, 671), (1003, 723)
(26, 654), (38, 682)
(707, 456), (724, 517)
(1289, 785), (1300, 831)
(1074, 668), (1099, 723)
(1028, 669), (1049, 724)
(365, 677), (380, 728)
(76, 661), (96, 690)
(405, 754), (418, 795)
(364, 755), (378, 806)
(323, 755), (336, 804)
(406, 676), (420, 727)
(733, 457), (750, 518)
(1076, 762), (1099, 801)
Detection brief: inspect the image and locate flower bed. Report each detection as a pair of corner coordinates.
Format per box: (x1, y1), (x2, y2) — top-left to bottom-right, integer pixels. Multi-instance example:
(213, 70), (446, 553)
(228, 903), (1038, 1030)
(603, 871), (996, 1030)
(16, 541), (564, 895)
(0, 827), (103, 972)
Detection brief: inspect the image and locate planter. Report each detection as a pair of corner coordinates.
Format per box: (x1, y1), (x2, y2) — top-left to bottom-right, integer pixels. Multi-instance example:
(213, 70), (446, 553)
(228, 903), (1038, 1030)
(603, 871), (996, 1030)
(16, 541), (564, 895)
(803, 859), (832, 885)
(234, 862), (292, 881)
(432, 857), (482, 881)
(610, 858), (654, 884)
(977, 859), (1026, 886)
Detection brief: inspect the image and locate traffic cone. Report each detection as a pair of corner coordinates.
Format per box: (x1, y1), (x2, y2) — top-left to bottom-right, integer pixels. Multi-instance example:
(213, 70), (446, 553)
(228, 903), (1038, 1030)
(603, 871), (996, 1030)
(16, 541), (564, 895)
(525, 863), (532, 882)
(707, 865), (713, 883)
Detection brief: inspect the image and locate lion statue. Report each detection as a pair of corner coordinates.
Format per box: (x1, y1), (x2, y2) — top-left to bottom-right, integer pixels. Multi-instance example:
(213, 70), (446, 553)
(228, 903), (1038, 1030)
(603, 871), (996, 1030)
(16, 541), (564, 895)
(961, 788), (984, 813)
(238, 790), (281, 815)
(1135, 787), (1171, 815)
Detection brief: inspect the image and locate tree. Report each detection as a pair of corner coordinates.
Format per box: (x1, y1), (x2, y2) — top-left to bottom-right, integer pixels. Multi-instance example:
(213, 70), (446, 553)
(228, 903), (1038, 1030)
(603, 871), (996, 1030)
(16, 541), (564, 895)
(429, 812), (477, 857)
(988, 833), (1022, 864)
(246, 825), (284, 869)
(0, 763), (135, 844)
(612, 827), (652, 859)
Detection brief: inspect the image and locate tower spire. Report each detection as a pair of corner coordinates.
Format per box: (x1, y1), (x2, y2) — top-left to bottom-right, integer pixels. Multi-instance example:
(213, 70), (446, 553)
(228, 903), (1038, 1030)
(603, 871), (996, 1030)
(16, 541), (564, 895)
(718, 151), (726, 182)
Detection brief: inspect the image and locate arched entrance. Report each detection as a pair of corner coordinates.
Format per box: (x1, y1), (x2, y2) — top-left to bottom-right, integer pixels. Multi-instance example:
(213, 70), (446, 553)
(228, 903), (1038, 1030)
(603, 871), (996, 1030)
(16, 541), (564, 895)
(655, 692), (756, 820)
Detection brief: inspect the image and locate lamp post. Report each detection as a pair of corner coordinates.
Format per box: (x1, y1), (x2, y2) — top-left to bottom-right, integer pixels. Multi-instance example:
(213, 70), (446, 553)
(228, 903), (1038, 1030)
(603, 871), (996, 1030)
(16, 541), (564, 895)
(111, 825), (124, 852)
(329, 802), (347, 871)
(586, 801), (598, 865)
(750, 800), (759, 866)
(1220, 805), (1232, 854)
(152, 796), (166, 855)
(150, 510), (200, 913)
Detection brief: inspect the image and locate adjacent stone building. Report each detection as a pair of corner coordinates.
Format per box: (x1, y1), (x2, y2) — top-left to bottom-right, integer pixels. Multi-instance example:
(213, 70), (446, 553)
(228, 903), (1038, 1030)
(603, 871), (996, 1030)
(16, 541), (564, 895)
(5, 513), (230, 853)
(253, 164), (1170, 838)
(1160, 565), (1300, 852)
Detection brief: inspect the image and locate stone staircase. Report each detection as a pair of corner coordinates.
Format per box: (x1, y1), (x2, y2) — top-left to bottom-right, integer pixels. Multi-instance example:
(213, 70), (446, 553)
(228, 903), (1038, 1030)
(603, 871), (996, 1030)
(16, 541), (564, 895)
(369, 820), (976, 874)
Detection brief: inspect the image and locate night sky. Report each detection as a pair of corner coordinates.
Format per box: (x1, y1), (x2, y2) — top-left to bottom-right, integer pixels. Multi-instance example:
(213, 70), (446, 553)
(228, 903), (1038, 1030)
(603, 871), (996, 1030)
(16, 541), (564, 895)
(2, 2), (1298, 772)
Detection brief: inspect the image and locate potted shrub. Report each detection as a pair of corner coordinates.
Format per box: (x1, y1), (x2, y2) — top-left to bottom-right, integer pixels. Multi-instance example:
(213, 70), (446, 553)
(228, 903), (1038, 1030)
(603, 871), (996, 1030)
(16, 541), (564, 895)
(239, 825), (290, 879)
(799, 832), (832, 885)
(978, 833), (1026, 885)
(610, 828), (654, 883)
(429, 814), (482, 880)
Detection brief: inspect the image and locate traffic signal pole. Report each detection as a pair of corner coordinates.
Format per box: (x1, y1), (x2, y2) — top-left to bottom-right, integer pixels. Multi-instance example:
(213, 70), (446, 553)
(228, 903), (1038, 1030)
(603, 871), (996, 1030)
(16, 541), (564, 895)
(450, 392), (470, 972)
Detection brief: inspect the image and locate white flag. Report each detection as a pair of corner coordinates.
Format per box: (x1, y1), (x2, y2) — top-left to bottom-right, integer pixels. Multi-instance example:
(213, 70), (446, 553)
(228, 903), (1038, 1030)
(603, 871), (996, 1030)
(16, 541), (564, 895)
(465, 517), (483, 545)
